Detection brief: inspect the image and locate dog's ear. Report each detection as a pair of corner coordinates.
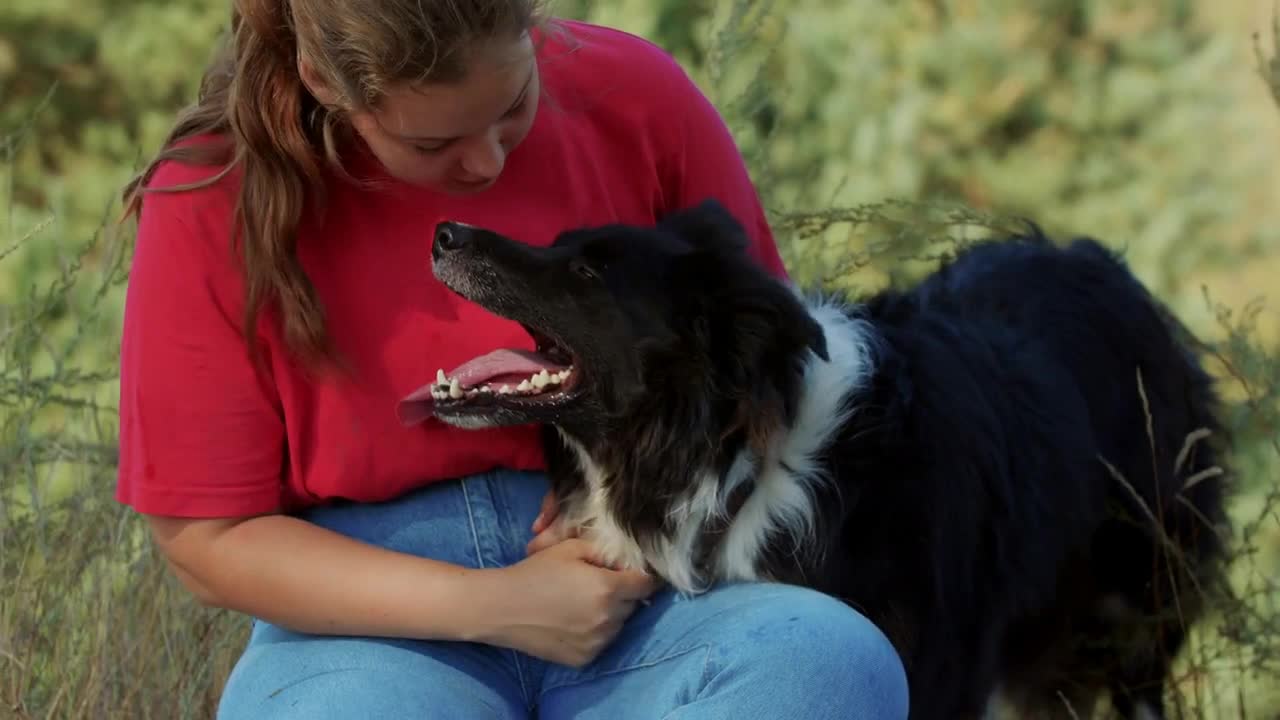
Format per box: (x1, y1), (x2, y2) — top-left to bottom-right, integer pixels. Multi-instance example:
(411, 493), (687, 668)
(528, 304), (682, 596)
(718, 281), (830, 373)
(660, 198), (750, 255)
(670, 227), (828, 368)
(680, 258), (828, 443)
(717, 284), (831, 452)
(664, 227), (830, 452)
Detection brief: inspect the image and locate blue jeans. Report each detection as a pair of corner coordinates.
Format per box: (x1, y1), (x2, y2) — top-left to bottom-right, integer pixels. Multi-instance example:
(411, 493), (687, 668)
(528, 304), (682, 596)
(216, 469), (909, 718)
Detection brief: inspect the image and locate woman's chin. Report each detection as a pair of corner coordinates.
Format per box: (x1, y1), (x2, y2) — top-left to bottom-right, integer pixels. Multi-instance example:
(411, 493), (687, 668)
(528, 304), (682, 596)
(443, 176), (497, 194)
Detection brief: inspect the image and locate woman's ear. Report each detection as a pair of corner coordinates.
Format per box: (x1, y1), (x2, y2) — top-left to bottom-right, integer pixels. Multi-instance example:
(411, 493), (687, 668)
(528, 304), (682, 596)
(297, 54), (340, 106)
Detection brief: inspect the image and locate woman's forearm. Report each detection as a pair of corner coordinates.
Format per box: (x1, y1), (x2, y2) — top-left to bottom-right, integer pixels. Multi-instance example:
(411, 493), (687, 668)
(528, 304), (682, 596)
(147, 512), (500, 642)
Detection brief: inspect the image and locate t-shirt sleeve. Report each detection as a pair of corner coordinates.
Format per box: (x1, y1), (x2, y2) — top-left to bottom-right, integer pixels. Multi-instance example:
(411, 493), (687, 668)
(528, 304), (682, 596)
(653, 52), (790, 280)
(116, 161), (286, 518)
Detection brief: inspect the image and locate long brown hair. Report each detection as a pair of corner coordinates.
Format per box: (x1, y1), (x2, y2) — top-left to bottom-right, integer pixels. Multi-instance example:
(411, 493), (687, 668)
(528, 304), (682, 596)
(121, 0), (548, 367)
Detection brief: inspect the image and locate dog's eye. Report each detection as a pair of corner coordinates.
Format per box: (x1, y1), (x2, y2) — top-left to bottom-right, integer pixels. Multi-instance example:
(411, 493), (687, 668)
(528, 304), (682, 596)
(570, 258), (600, 281)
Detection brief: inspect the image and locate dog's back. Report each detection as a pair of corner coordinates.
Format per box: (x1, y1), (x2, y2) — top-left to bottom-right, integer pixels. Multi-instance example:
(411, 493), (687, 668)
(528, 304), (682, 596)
(798, 232), (1229, 719)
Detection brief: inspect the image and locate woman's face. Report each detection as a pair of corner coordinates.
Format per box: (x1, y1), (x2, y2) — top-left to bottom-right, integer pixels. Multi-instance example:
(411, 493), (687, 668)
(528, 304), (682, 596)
(341, 34), (541, 195)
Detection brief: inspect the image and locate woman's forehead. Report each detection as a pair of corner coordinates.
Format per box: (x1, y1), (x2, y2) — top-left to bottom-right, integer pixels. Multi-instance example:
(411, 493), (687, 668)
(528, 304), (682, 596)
(373, 37), (536, 142)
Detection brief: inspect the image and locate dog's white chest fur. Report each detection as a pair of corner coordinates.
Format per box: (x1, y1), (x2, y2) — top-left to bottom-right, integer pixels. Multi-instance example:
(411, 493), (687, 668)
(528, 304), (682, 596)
(551, 294), (875, 595)
(553, 436), (651, 573)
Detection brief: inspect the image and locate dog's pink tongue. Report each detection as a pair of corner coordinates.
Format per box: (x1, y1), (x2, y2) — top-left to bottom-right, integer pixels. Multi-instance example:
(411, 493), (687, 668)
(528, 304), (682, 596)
(448, 348), (563, 387)
(396, 348), (569, 427)
(396, 383), (437, 427)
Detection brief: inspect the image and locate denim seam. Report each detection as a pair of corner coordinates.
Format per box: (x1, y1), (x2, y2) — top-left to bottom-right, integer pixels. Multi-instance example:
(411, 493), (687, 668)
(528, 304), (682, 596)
(487, 472), (536, 708)
(264, 668), (356, 700)
(658, 642), (722, 720)
(486, 471), (519, 566)
(459, 477), (486, 569)
(538, 643), (712, 698)
(260, 667), (509, 716)
(472, 473), (536, 710)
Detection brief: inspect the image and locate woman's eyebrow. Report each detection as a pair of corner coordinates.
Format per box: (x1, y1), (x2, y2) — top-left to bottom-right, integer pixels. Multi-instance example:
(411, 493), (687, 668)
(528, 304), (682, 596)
(395, 67), (534, 144)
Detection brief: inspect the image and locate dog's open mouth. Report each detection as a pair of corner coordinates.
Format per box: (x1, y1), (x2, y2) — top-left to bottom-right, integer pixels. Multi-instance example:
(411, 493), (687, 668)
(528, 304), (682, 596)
(397, 324), (583, 426)
(435, 325), (579, 401)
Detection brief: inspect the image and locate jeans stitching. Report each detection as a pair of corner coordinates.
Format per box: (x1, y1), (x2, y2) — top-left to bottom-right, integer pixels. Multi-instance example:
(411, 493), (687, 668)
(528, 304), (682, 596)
(486, 472), (536, 709)
(256, 667), (510, 716)
(459, 477), (485, 569)
(487, 471), (518, 566)
(473, 473), (538, 711)
(538, 643), (712, 698)
(657, 640), (721, 719)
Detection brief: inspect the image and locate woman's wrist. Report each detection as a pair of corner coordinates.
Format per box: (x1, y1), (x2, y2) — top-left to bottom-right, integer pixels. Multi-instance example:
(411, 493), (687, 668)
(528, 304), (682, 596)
(442, 565), (513, 645)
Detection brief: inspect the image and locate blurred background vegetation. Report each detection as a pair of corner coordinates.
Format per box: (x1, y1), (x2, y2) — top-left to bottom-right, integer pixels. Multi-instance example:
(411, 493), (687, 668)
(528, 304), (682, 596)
(3, 0), (1278, 717)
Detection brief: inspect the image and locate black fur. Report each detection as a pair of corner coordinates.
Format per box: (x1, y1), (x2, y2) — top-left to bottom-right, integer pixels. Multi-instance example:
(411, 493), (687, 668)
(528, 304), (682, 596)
(422, 200), (1231, 720)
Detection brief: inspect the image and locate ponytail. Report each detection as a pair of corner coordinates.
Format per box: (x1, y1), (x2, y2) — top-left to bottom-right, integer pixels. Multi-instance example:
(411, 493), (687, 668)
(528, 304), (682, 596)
(122, 0), (338, 367)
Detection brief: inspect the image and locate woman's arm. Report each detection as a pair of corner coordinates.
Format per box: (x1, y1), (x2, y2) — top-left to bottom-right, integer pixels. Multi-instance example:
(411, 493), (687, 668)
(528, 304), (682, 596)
(147, 512), (658, 666)
(148, 513), (484, 640)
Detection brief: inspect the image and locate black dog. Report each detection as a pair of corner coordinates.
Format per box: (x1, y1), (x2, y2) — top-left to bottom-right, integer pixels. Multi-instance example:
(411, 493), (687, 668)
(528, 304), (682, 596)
(399, 200), (1231, 720)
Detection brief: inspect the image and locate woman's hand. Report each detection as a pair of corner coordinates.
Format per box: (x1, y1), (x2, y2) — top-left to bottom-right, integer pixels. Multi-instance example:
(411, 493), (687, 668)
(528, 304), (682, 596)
(526, 488), (579, 555)
(477, 537), (661, 667)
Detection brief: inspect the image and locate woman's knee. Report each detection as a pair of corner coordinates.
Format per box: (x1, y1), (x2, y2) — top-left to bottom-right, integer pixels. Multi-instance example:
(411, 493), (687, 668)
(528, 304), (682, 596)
(216, 631), (526, 719)
(219, 663), (443, 719)
(714, 583), (910, 716)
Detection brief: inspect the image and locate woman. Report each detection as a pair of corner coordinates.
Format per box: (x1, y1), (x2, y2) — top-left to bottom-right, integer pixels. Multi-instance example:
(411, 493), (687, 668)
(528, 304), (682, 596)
(116, 0), (910, 717)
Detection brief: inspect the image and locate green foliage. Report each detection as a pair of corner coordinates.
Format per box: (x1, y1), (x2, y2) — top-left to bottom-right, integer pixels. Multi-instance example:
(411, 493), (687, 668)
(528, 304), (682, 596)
(684, 2), (1279, 314)
(3, 0), (1279, 717)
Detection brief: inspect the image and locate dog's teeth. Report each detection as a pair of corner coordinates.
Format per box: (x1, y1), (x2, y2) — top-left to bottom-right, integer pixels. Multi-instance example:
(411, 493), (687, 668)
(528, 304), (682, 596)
(517, 379), (532, 392)
(531, 371), (549, 389)
(436, 369), (448, 386)
(449, 378), (463, 399)
(547, 373), (561, 385)
(478, 385), (491, 393)
(499, 385), (512, 394)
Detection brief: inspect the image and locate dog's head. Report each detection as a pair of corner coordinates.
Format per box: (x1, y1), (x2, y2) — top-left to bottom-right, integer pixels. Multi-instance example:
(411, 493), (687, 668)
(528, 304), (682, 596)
(399, 199), (829, 445)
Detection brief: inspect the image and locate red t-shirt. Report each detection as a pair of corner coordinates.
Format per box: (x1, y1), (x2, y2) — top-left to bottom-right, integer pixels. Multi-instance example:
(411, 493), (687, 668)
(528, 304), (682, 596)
(116, 19), (788, 518)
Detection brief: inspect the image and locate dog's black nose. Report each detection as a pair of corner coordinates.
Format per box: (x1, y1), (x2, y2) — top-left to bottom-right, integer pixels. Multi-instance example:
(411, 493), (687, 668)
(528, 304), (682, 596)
(433, 221), (473, 262)
(435, 222), (468, 251)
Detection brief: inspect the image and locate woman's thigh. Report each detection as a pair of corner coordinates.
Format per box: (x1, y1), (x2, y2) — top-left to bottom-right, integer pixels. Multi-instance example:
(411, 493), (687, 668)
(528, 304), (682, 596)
(216, 621), (528, 719)
(537, 581), (910, 720)
(216, 470), (552, 719)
